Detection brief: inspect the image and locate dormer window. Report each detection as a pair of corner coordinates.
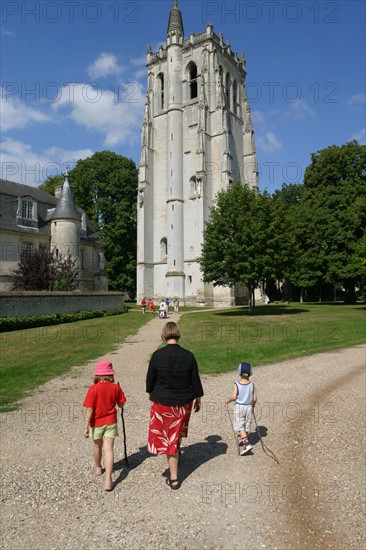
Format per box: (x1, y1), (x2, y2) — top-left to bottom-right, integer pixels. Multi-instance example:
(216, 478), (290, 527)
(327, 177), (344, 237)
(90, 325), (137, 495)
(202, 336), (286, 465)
(17, 196), (38, 227)
(22, 199), (34, 219)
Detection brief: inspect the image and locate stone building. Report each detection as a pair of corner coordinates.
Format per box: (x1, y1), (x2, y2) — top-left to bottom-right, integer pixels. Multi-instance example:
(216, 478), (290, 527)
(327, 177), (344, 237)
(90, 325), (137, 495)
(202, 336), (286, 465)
(137, 0), (258, 306)
(0, 175), (108, 291)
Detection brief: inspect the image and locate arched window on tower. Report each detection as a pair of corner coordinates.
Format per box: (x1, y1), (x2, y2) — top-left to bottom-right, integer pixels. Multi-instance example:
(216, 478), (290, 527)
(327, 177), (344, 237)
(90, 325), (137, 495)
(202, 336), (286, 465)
(232, 79), (238, 115)
(160, 238), (167, 262)
(157, 73), (164, 110)
(225, 72), (231, 110)
(189, 176), (198, 198)
(188, 62), (198, 100)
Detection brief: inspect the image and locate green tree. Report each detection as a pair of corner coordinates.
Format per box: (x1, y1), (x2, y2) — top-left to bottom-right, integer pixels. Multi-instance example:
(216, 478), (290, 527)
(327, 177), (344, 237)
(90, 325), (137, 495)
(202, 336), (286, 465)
(268, 184), (303, 297)
(13, 243), (78, 291)
(199, 183), (272, 311)
(301, 141), (366, 302)
(41, 151), (138, 296)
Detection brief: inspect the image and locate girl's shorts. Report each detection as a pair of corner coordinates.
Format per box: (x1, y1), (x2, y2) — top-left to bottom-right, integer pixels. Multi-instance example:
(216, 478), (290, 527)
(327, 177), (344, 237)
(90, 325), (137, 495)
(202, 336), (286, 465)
(89, 423), (119, 440)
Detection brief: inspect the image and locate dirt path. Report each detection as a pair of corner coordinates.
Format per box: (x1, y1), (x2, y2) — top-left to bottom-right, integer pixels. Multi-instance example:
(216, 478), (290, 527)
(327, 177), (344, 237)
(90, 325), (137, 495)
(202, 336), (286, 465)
(0, 313), (365, 549)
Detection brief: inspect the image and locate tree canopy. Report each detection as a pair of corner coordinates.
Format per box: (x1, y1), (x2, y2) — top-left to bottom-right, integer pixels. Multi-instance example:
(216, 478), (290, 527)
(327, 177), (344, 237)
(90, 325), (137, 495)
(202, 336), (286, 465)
(199, 183), (273, 310)
(40, 151), (138, 296)
(298, 141), (366, 301)
(199, 141), (366, 306)
(13, 243), (78, 291)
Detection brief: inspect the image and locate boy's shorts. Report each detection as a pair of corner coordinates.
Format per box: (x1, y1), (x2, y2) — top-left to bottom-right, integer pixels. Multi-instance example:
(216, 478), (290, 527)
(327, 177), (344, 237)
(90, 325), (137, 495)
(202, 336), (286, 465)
(233, 404), (252, 432)
(89, 423), (119, 440)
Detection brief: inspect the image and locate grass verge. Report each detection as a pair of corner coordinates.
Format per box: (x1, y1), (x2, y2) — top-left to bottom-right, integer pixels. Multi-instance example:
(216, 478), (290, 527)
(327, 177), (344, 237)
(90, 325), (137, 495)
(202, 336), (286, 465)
(0, 312), (151, 412)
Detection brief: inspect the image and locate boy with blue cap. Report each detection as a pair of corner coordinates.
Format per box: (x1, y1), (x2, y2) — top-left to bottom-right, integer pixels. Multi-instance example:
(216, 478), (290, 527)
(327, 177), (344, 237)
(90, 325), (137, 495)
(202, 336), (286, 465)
(226, 362), (257, 455)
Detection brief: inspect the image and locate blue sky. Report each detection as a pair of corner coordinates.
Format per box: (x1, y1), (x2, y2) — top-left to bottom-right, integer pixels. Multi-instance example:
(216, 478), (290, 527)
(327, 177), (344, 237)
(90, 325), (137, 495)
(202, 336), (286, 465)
(1, 0), (365, 193)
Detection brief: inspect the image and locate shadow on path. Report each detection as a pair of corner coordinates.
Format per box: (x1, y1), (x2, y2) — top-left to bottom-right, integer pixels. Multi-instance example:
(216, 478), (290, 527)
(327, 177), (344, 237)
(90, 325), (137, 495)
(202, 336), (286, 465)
(113, 446), (150, 486)
(173, 435), (228, 485)
(113, 435), (228, 488)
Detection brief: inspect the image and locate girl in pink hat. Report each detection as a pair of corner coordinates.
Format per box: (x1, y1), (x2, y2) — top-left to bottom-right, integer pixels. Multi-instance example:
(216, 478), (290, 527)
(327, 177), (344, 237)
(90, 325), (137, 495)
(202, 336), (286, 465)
(83, 360), (126, 491)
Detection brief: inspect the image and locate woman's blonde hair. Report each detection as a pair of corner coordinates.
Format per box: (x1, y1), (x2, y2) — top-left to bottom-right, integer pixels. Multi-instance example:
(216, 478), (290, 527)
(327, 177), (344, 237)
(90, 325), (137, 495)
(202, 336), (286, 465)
(161, 321), (181, 341)
(94, 375), (114, 384)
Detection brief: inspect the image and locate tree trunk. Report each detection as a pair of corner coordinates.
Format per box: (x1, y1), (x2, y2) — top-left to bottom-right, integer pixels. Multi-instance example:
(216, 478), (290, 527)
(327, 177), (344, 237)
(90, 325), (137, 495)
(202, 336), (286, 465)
(318, 284), (322, 303)
(343, 279), (357, 304)
(247, 284), (254, 314)
(300, 288), (304, 303)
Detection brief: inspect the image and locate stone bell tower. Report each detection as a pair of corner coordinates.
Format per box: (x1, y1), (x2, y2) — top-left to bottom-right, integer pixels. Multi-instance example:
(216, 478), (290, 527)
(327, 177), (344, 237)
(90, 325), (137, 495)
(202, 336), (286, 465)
(137, 0), (258, 306)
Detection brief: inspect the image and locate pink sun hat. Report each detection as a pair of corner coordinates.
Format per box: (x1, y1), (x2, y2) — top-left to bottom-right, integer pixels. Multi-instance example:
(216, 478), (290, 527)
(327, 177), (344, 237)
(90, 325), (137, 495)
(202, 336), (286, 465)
(94, 360), (115, 376)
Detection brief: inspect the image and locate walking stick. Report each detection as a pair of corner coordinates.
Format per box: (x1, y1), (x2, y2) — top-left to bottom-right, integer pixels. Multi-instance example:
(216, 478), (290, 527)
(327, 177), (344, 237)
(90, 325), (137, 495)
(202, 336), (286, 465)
(118, 383), (129, 467)
(252, 409), (280, 465)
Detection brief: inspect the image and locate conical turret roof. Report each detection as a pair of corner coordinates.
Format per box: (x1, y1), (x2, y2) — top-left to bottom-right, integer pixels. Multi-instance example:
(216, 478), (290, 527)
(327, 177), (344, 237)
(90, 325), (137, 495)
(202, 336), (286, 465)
(167, 0), (184, 36)
(51, 172), (80, 221)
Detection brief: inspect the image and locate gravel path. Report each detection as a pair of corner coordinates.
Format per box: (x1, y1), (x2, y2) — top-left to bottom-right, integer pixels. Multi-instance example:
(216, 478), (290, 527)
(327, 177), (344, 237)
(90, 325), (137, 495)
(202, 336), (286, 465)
(1, 312), (365, 549)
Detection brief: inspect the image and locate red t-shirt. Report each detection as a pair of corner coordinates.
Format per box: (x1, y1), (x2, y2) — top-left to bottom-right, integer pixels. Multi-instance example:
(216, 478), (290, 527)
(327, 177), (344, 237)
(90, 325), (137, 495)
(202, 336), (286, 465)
(83, 382), (126, 427)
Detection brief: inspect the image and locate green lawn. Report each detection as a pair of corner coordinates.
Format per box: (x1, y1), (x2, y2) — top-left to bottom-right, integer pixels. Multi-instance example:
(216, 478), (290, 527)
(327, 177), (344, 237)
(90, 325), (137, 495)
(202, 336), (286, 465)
(0, 303), (365, 411)
(178, 303), (366, 374)
(0, 311), (151, 411)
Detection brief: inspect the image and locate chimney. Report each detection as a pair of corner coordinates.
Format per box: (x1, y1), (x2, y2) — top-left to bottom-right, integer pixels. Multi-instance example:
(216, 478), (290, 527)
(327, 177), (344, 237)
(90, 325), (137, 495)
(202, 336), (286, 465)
(55, 185), (62, 199)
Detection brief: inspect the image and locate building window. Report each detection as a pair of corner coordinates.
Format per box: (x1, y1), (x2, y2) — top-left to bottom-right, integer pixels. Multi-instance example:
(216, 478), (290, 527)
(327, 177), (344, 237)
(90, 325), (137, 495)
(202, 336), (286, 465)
(188, 62), (198, 99)
(21, 199), (34, 219)
(21, 242), (33, 255)
(225, 73), (231, 109)
(190, 176), (197, 197)
(232, 79), (238, 115)
(157, 73), (164, 110)
(160, 238), (167, 261)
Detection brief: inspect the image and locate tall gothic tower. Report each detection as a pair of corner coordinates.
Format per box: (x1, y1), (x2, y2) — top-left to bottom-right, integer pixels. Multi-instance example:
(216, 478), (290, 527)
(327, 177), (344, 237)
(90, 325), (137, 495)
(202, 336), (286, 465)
(137, 0), (258, 306)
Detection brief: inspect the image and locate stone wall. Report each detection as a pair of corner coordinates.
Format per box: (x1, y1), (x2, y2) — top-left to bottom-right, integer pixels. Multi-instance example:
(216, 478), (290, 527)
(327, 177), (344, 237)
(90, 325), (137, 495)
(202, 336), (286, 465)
(0, 292), (124, 318)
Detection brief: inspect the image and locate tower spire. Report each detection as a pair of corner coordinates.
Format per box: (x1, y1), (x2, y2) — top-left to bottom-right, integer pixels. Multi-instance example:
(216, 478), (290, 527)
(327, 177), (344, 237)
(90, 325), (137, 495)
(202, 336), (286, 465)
(167, 0), (184, 36)
(51, 171), (80, 221)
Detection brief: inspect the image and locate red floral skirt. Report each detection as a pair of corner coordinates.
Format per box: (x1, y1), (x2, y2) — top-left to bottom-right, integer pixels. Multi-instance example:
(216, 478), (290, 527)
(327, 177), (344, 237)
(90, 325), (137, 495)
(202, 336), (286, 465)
(147, 401), (193, 455)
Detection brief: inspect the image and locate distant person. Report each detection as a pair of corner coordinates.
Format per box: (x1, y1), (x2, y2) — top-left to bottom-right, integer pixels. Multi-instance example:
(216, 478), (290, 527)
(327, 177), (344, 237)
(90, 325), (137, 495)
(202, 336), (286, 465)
(141, 297), (147, 314)
(264, 294), (270, 304)
(226, 362), (257, 455)
(173, 298), (179, 313)
(146, 322), (204, 490)
(165, 297), (170, 312)
(83, 360), (126, 491)
(148, 298), (155, 314)
(159, 300), (167, 319)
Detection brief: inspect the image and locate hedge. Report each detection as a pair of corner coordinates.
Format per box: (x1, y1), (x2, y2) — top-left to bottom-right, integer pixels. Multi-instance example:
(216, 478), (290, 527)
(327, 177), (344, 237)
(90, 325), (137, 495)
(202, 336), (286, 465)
(0, 308), (127, 333)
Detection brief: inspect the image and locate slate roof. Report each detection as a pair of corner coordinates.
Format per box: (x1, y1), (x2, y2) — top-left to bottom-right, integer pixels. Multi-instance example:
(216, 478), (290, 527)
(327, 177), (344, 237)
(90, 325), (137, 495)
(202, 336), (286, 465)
(0, 179), (104, 244)
(51, 175), (80, 221)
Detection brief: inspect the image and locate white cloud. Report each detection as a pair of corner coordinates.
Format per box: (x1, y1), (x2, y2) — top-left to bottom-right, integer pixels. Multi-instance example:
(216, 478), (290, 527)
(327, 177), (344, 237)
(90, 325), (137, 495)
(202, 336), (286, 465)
(52, 82), (145, 147)
(87, 53), (125, 79)
(348, 93), (366, 110)
(1, 87), (51, 131)
(350, 128), (366, 144)
(252, 111), (265, 124)
(0, 138), (93, 186)
(286, 100), (315, 120)
(1, 28), (16, 37)
(256, 131), (283, 153)
(129, 54), (146, 67)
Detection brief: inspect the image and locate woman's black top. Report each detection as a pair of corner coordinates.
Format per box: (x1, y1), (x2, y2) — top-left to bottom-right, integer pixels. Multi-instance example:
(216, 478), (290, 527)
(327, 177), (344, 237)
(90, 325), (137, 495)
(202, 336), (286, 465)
(146, 343), (204, 406)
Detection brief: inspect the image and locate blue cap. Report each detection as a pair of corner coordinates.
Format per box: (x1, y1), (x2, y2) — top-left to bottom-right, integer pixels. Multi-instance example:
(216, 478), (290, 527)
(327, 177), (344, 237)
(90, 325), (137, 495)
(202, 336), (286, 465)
(237, 362), (253, 376)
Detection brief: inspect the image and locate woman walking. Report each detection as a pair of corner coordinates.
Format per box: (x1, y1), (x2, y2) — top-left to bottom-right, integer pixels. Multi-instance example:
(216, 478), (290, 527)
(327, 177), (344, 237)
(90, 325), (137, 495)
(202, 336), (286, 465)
(146, 322), (204, 490)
